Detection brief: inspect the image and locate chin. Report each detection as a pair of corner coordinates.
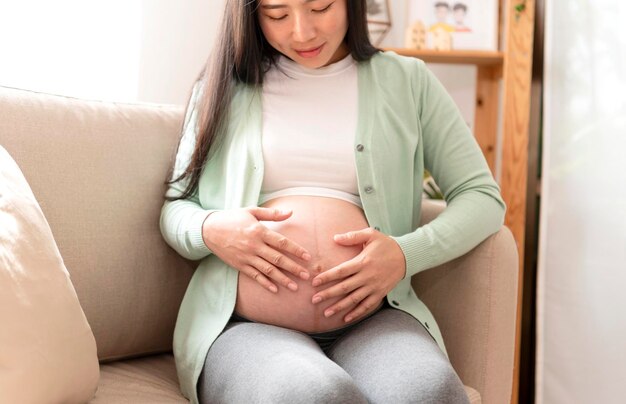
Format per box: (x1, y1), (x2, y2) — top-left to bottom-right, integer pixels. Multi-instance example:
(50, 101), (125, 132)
(300, 56), (334, 68)
(305, 60), (330, 69)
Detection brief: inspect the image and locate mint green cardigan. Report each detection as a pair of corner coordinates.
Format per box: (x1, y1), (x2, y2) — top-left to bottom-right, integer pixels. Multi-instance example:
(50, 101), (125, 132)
(160, 51), (505, 403)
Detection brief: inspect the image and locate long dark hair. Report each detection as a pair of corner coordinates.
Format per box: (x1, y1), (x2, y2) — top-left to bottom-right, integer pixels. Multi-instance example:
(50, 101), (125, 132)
(167, 0), (378, 201)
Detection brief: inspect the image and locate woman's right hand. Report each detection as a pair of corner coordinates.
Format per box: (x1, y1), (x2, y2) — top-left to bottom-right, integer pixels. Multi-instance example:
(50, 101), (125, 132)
(201, 207), (312, 293)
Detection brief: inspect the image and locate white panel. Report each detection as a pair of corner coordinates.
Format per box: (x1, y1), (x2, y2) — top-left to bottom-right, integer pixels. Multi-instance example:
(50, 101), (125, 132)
(0, 0), (142, 101)
(137, 0), (225, 105)
(537, 1), (626, 403)
(0, 0), (225, 105)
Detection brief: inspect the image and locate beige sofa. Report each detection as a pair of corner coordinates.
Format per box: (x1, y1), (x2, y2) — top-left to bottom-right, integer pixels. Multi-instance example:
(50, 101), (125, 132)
(0, 85), (518, 404)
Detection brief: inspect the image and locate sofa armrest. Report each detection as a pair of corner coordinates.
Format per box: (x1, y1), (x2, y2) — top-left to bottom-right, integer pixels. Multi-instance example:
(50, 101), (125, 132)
(411, 200), (518, 404)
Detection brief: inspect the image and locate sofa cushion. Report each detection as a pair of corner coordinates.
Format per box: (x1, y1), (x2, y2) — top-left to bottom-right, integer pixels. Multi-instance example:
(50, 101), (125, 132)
(0, 85), (196, 361)
(0, 146), (99, 403)
(94, 354), (187, 403)
(94, 353), (481, 404)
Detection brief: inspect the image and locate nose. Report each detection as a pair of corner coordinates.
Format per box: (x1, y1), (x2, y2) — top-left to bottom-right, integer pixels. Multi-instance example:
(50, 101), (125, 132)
(292, 13), (316, 43)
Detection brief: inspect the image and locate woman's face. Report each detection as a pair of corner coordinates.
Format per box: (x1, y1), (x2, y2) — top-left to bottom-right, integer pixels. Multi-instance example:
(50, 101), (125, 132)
(257, 0), (349, 68)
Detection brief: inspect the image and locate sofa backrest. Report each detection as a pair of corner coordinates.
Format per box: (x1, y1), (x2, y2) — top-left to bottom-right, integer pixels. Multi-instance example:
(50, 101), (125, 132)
(0, 86), (196, 362)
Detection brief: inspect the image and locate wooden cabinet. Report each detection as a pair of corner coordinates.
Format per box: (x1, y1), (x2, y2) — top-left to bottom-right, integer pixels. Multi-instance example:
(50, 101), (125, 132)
(386, 1), (536, 403)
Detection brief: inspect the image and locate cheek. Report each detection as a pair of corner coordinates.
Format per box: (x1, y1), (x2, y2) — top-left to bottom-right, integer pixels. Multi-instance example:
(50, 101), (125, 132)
(259, 17), (273, 42)
(328, 5), (348, 39)
(258, 20), (271, 40)
(327, 18), (348, 40)
(259, 22), (282, 48)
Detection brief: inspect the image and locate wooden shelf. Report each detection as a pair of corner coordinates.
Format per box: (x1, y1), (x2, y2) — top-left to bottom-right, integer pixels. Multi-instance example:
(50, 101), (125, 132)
(383, 48), (504, 66)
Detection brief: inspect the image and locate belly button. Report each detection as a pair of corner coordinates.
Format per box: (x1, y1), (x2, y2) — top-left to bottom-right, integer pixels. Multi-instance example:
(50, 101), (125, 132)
(312, 264), (323, 274)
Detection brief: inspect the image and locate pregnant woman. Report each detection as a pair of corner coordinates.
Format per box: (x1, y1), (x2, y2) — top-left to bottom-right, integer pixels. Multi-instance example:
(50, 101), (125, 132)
(160, 0), (505, 403)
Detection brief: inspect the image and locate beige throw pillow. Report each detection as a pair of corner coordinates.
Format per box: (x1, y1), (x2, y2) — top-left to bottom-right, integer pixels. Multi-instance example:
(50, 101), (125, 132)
(0, 146), (99, 403)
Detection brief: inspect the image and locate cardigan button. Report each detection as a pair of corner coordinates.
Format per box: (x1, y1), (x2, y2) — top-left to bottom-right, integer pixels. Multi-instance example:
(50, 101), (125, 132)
(374, 226), (380, 231)
(356, 144), (365, 152)
(392, 300), (400, 306)
(364, 186), (374, 194)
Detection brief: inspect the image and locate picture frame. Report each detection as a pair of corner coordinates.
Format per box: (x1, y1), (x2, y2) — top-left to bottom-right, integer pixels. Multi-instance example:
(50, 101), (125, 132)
(404, 0), (499, 51)
(366, 0), (392, 46)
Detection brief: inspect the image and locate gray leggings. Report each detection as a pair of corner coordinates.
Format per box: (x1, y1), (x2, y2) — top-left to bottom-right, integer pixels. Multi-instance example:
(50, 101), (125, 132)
(197, 308), (469, 404)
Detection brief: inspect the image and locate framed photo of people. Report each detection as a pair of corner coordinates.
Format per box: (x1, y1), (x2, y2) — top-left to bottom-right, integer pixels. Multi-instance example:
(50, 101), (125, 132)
(404, 0), (499, 51)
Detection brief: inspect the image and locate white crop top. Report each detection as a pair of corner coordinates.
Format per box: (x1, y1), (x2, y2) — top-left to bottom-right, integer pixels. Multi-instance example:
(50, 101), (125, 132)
(259, 54), (361, 207)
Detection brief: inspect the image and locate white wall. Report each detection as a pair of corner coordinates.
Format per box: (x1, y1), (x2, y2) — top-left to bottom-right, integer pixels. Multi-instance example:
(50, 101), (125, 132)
(0, 1), (144, 102)
(537, 1), (626, 403)
(0, 0), (224, 105)
(137, 0), (224, 105)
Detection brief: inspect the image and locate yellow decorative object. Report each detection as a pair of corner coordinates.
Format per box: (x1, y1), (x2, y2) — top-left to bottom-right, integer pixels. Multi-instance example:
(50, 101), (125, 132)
(431, 27), (453, 51)
(404, 20), (427, 49)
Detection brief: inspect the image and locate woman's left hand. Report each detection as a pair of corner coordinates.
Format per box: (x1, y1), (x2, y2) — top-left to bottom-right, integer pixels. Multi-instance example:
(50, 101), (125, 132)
(310, 228), (406, 323)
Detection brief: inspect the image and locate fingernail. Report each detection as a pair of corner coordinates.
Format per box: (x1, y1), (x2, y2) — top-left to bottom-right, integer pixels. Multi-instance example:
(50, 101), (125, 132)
(345, 316), (353, 323)
(299, 271), (310, 280)
(312, 296), (322, 304)
(324, 309), (335, 317)
(269, 285), (278, 293)
(288, 282), (298, 291)
(312, 278), (321, 287)
(302, 252), (312, 261)
(280, 209), (291, 215)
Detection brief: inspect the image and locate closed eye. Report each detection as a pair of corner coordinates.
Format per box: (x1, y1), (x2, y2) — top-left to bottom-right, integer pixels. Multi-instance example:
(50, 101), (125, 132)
(313, 2), (333, 13)
(267, 14), (288, 21)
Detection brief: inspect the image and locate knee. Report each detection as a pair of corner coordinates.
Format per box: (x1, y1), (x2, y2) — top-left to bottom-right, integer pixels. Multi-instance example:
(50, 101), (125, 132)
(266, 361), (366, 404)
(306, 371), (366, 404)
(418, 362), (469, 404)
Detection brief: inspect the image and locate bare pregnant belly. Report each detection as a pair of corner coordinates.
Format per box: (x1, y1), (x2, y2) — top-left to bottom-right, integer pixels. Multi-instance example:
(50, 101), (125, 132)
(235, 195), (383, 333)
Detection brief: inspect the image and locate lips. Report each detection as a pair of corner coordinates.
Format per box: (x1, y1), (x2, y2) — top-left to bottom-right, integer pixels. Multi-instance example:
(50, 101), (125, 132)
(295, 44), (324, 58)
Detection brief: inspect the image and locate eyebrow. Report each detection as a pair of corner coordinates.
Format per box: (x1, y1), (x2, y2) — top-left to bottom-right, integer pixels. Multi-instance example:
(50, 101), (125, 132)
(261, 0), (319, 10)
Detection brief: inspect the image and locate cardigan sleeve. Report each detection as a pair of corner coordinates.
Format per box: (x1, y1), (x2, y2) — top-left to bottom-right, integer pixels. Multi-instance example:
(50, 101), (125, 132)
(159, 80), (218, 261)
(392, 61), (506, 278)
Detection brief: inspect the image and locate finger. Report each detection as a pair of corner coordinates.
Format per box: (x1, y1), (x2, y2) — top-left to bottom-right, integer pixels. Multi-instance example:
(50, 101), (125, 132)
(311, 276), (360, 304)
(333, 228), (374, 246)
(311, 257), (363, 287)
(248, 207), (292, 222)
(263, 230), (312, 262)
(240, 264), (277, 293)
(322, 287), (371, 318)
(250, 257), (299, 292)
(257, 245), (310, 281)
(343, 295), (382, 323)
